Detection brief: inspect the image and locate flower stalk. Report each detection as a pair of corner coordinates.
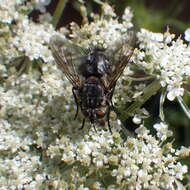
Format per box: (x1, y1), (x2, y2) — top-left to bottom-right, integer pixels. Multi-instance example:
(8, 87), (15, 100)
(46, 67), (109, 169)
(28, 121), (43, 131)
(159, 87), (167, 121)
(177, 96), (190, 119)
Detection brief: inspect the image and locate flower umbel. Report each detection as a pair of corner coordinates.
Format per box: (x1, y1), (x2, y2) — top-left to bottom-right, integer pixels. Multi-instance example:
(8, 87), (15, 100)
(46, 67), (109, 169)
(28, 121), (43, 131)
(0, 1), (189, 190)
(135, 28), (190, 101)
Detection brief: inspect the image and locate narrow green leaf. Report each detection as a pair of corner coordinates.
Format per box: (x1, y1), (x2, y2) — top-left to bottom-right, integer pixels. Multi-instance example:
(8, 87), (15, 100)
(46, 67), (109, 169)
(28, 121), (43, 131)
(52, 0), (68, 28)
(116, 79), (161, 122)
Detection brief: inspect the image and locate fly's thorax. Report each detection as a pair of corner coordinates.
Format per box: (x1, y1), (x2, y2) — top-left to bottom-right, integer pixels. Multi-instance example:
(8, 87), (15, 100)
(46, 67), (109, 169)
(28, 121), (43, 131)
(79, 50), (110, 78)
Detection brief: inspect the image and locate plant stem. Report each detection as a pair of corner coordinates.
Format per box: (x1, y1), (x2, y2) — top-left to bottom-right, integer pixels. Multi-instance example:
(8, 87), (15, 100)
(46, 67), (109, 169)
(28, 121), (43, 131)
(52, 0), (68, 28)
(177, 96), (190, 119)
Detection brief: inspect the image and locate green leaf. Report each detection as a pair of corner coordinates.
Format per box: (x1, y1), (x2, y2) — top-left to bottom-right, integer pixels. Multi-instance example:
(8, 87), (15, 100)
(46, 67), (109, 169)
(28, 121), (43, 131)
(116, 79), (161, 123)
(52, 0), (68, 28)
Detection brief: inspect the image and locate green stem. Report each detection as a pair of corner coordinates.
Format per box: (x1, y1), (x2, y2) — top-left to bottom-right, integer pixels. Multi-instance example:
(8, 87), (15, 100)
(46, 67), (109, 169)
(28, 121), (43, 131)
(177, 96), (190, 119)
(116, 79), (161, 123)
(52, 0), (68, 28)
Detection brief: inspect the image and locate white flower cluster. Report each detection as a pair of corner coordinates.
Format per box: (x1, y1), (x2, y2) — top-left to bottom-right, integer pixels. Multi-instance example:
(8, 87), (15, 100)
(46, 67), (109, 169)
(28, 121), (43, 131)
(0, 60), (75, 189)
(0, 0), (51, 24)
(0, 0), (55, 62)
(0, 0), (24, 23)
(0, 1), (189, 189)
(70, 3), (133, 49)
(46, 122), (188, 189)
(11, 18), (56, 62)
(135, 28), (190, 101)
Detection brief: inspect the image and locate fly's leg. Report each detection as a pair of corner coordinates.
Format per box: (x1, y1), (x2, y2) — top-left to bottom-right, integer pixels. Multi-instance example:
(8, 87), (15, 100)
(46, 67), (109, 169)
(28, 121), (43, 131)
(92, 123), (97, 133)
(109, 86), (116, 111)
(105, 87), (115, 134)
(72, 87), (79, 120)
(107, 105), (112, 134)
(106, 87), (116, 134)
(78, 118), (85, 130)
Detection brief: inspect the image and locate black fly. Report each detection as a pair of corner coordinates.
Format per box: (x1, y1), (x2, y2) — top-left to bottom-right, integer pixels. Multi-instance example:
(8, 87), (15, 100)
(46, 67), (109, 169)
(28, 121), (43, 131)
(50, 32), (135, 133)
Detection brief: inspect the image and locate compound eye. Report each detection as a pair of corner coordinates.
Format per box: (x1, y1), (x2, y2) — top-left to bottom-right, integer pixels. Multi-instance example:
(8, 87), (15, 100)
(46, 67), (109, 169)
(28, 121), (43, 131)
(96, 110), (105, 119)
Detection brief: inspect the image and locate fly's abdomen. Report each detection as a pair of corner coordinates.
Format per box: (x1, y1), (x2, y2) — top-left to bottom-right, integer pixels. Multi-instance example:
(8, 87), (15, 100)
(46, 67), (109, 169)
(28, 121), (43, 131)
(80, 76), (107, 122)
(81, 80), (104, 108)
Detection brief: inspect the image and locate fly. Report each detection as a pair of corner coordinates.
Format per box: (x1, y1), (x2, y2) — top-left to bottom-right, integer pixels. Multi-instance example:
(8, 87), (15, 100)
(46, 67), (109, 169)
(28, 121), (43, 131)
(50, 32), (135, 133)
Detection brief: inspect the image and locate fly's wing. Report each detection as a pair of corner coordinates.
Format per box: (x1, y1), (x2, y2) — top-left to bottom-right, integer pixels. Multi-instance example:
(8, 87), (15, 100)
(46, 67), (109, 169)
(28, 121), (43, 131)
(102, 31), (136, 91)
(50, 35), (88, 88)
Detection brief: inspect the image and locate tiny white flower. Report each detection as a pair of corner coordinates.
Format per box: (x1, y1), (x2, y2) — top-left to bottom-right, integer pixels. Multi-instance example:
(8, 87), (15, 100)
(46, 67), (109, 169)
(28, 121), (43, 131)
(132, 115), (142, 124)
(102, 3), (116, 17)
(167, 87), (184, 101)
(81, 143), (92, 155)
(184, 28), (190, 42)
